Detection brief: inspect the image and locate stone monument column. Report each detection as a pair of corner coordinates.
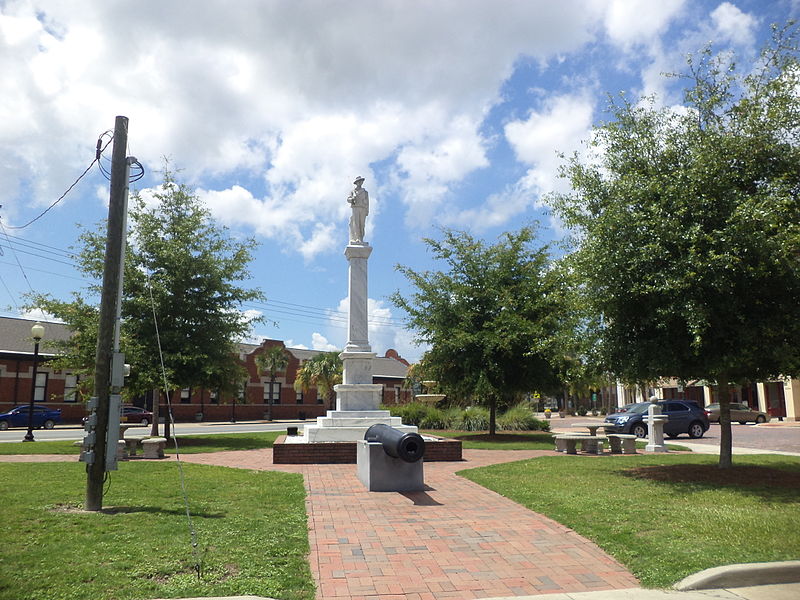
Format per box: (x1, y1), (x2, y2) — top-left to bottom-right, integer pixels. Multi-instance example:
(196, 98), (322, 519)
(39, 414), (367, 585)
(336, 242), (383, 411)
(296, 176), (415, 442)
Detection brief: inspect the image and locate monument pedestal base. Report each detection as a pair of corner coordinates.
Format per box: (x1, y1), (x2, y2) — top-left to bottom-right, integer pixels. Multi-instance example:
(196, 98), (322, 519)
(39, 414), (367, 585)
(299, 409), (417, 443)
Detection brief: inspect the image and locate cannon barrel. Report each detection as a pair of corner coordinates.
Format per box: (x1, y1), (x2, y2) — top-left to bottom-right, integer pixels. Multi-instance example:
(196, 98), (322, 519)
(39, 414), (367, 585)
(364, 424), (425, 463)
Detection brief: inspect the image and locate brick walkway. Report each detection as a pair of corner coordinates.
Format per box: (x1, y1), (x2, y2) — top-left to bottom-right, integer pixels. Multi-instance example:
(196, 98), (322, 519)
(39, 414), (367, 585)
(180, 449), (639, 600)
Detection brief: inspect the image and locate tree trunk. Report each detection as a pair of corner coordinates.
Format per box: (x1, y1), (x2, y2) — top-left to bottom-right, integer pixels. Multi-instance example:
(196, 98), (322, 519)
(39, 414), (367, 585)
(717, 372), (733, 468)
(164, 390), (172, 440)
(150, 388), (160, 437)
(489, 397), (497, 435)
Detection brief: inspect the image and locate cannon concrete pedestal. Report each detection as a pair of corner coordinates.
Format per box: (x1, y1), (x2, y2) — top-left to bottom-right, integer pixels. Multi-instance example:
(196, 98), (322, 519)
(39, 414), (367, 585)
(357, 440), (424, 492)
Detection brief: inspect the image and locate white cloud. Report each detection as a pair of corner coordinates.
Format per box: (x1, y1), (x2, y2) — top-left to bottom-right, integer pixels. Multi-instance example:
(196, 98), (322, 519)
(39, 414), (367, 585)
(0, 0), (606, 256)
(20, 308), (62, 323)
(711, 2), (758, 47)
(443, 92), (595, 230)
(311, 332), (339, 352)
(604, 0), (686, 48)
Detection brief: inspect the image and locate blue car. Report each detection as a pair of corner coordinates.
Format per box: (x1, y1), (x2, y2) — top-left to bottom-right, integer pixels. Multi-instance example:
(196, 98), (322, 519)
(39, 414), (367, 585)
(0, 405), (62, 430)
(603, 400), (709, 439)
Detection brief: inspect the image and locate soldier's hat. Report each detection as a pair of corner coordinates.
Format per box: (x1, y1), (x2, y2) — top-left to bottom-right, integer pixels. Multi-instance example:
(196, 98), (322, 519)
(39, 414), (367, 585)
(353, 175), (365, 184)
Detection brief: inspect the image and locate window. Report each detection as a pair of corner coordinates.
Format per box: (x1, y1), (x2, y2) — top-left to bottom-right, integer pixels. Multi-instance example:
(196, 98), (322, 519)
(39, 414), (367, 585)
(64, 374), (78, 403)
(180, 388), (191, 404)
(34, 372), (48, 402)
(263, 382), (281, 404)
(296, 390), (304, 404)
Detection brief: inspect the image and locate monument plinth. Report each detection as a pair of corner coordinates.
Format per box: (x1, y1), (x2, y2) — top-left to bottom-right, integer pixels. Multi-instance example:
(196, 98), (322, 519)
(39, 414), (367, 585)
(295, 177), (416, 444)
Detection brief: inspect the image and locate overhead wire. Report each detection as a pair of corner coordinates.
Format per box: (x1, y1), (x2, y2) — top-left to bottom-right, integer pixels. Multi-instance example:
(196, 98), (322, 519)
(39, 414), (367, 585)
(5, 130), (114, 230)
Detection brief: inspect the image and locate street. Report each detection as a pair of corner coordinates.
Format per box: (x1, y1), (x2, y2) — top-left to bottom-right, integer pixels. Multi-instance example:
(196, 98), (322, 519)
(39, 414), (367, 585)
(549, 415), (800, 455)
(0, 420), (298, 443)
(680, 421), (800, 454)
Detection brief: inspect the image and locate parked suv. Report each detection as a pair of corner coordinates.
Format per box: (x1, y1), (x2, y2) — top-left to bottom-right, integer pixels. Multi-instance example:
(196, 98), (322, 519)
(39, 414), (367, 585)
(603, 400), (710, 439)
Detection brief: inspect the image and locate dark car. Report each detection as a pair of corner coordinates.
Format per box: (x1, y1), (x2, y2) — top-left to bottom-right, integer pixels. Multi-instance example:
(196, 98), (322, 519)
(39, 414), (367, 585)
(121, 405), (153, 425)
(0, 405), (61, 430)
(603, 400), (710, 439)
(82, 405), (153, 426)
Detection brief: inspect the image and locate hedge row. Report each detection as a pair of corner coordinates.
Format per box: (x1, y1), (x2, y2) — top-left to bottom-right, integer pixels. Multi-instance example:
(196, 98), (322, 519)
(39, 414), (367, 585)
(385, 402), (550, 432)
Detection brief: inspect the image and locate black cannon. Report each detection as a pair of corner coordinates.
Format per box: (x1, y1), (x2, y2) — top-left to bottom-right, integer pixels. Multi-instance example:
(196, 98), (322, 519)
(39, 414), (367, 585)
(364, 424), (425, 463)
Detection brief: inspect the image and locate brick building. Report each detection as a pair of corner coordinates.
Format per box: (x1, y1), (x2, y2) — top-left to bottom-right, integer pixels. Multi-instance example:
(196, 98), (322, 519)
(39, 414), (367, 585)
(0, 316), (412, 424)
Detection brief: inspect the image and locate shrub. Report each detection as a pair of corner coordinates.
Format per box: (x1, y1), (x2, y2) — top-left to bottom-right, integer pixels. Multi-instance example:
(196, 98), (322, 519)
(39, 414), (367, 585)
(577, 406), (588, 416)
(459, 406), (490, 431)
(497, 403), (551, 432)
(420, 406), (449, 429)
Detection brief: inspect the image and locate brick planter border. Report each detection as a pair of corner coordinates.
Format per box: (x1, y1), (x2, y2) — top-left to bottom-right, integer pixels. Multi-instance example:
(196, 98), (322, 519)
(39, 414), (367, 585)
(272, 435), (463, 464)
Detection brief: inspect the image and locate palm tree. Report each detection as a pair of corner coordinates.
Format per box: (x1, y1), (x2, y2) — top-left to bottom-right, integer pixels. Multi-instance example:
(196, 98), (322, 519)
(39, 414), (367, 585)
(293, 351), (342, 410)
(255, 345), (290, 421)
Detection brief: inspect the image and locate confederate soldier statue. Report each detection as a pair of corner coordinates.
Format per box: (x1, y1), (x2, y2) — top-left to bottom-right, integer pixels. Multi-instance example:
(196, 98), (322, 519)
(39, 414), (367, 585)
(347, 175), (369, 244)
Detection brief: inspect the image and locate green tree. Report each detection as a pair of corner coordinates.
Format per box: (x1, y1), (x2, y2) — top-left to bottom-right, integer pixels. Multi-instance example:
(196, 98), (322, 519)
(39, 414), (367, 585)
(392, 227), (564, 435)
(255, 345), (290, 420)
(293, 351), (342, 410)
(551, 24), (800, 467)
(26, 165), (263, 433)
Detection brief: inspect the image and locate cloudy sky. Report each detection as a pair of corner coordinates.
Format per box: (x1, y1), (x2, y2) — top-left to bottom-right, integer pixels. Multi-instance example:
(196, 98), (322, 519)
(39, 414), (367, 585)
(1, 0), (796, 361)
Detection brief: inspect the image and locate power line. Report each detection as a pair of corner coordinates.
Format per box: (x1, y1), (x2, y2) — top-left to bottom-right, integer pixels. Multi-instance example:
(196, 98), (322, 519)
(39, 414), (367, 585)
(4, 131), (114, 230)
(0, 219), (36, 298)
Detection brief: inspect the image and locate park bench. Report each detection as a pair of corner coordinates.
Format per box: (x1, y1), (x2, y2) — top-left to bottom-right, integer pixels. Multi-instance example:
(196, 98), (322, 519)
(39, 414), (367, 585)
(124, 435), (147, 457)
(554, 434), (604, 455)
(606, 433), (638, 454)
(142, 437), (167, 459)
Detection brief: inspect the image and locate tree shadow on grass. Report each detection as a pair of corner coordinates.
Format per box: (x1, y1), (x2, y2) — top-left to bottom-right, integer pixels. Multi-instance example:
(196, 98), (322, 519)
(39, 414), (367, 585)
(48, 503), (225, 518)
(619, 463), (800, 502)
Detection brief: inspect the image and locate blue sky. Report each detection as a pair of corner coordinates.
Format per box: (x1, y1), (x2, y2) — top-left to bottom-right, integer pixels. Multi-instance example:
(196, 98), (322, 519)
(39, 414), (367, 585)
(1, 0), (797, 362)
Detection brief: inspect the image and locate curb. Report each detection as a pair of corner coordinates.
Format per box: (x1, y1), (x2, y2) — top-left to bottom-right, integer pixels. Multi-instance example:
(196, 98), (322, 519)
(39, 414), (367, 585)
(674, 560), (800, 590)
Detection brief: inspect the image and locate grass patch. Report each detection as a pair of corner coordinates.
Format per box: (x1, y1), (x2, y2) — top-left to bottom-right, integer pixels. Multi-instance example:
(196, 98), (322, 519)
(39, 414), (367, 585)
(0, 461), (313, 600)
(166, 431), (281, 454)
(427, 430), (690, 452)
(0, 431), (282, 455)
(0, 439), (80, 455)
(460, 453), (800, 588)
(427, 430), (556, 450)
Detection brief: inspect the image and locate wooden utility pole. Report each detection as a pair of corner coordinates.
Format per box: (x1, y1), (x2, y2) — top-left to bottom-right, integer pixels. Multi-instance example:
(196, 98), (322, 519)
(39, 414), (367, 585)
(85, 116), (129, 511)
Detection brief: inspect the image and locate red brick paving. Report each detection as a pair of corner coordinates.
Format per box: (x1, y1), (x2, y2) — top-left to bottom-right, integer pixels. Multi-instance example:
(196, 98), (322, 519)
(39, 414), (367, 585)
(179, 448), (639, 599)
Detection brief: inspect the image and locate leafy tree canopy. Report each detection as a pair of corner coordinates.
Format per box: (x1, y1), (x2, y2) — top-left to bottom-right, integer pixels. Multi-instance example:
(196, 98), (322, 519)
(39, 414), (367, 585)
(550, 23), (800, 466)
(392, 226), (565, 434)
(26, 164), (264, 400)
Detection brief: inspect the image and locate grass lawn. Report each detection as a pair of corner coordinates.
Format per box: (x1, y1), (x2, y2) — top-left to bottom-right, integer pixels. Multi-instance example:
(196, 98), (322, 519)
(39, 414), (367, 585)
(460, 453), (800, 588)
(427, 430), (689, 452)
(0, 461), (314, 600)
(0, 431), (282, 455)
(428, 430), (556, 450)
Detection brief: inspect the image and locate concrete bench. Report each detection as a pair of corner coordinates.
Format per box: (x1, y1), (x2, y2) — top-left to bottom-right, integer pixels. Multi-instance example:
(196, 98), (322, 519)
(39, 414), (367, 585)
(552, 433), (588, 453)
(554, 434), (605, 455)
(607, 433), (638, 454)
(142, 437), (167, 459)
(124, 435), (147, 457)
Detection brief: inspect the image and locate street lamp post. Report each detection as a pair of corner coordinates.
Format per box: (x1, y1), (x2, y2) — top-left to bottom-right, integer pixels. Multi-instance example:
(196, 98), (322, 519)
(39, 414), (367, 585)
(23, 322), (45, 442)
